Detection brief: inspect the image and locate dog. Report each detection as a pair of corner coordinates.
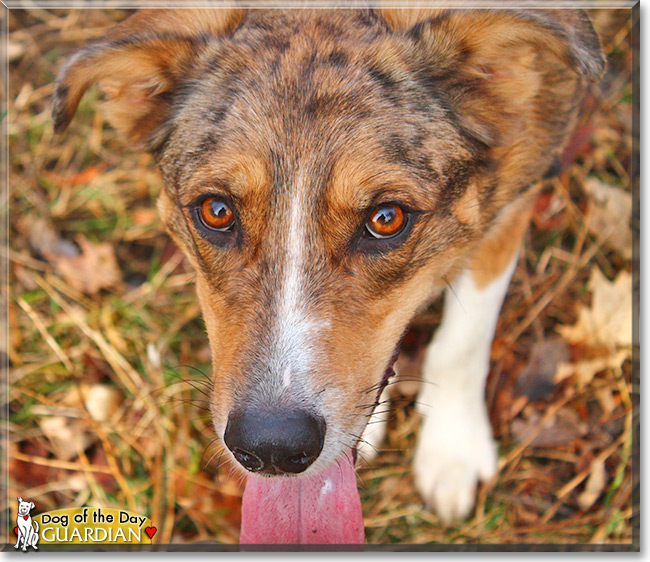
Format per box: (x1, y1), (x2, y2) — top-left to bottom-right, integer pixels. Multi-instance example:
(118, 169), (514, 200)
(52, 8), (604, 529)
(15, 497), (39, 551)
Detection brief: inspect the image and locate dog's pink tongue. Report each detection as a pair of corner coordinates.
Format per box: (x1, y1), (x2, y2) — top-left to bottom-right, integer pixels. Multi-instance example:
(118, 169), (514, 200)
(240, 453), (364, 545)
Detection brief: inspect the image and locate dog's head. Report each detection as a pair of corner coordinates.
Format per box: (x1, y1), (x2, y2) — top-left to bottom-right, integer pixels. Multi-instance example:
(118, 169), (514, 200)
(17, 498), (35, 516)
(53, 8), (603, 478)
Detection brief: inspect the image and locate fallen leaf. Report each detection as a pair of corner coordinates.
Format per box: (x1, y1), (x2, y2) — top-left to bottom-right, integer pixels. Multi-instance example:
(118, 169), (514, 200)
(512, 407), (588, 448)
(595, 387), (618, 416)
(555, 350), (629, 388)
(80, 354), (112, 385)
(66, 165), (107, 186)
(555, 268), (632, 388)
(560, 123), (595, 168)
(515, 338), (570, 400)
(42, 164), (108, 187)
(40, 416), (95, 462)
(11, 441), (60, 488)
(17, 216), (79, 260)
(583, 178), (632, 260)
(532, 191), (567, 231)
(46, 235), (122, 295)
(60, 383), (123, 422)
(577, 460), (607, 510)
(558, 268), (632, 348)
(38, 383), (122, 462)
(83, 385), (124, 422)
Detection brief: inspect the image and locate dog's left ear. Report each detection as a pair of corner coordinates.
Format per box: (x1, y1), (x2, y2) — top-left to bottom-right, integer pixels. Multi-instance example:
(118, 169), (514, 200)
(30, 502), (35, 509)
(382, 8), (605, 181)
(52, 9), (245, 151)
(382, 8), (604, 79)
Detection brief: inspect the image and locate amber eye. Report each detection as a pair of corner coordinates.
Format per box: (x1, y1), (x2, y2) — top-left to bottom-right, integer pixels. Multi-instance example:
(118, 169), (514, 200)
(366, 204), (406, 239)
(199, 197), (235, 231)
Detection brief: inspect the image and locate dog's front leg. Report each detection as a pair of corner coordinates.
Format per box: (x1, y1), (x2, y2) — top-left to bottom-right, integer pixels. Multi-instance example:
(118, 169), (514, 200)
(413, 200), (532, 523)
(14, 528), (21, 549)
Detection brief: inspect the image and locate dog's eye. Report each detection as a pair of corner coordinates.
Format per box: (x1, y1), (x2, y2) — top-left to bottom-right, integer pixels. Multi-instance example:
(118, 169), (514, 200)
(366, 204), (406, 239)
(199, 197), (235, 231)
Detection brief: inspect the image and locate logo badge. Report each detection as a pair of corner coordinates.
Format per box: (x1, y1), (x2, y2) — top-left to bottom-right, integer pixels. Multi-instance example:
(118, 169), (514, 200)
(13, 499), (156, 548)
(14, 497), (39, 552)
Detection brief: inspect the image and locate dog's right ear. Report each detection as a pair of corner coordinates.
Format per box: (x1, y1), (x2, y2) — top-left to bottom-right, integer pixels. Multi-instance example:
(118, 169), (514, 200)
(52, 9), (245, 151)
(17, 497), (23, 503)
(380, 8), (604, 184)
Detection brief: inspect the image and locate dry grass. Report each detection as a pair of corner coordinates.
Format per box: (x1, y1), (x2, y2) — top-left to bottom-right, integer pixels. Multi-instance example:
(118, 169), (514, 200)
(6, 7), (638, 548)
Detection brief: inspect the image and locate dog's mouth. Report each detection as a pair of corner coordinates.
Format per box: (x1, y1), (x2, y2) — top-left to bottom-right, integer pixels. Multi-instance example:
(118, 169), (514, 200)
(238, 345), (401, 545)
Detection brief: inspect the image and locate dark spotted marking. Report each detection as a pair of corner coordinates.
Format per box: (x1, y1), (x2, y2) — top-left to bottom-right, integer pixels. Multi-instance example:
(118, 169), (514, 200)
(383, 134), (440, 185)
(313, 18), (345, 39)
(304, 92), (373, 119)
(327, 50), (348, 67)
(207, 106), (228, 126)
(299, 51), (319, 83)
(265, 38), (291, 55)
(368, 65), (398, 89)
(354, 9), (388, 31)
(406, 11), (454, 42)
(435, 157), (486, 214)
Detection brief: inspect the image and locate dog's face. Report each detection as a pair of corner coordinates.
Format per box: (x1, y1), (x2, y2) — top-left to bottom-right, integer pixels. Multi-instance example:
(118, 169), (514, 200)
(17, 498), (34, 517)
(54, 9), (603, 477)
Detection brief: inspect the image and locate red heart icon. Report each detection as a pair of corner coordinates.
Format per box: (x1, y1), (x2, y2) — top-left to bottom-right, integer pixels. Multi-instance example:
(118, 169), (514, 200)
(13, 527), (18, 535)
(145, 527), (156, 539)
(23, 516), (28, 520)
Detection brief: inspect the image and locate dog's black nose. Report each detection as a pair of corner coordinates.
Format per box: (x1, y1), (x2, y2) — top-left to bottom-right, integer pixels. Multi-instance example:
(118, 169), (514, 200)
(224, 409), (325, 475)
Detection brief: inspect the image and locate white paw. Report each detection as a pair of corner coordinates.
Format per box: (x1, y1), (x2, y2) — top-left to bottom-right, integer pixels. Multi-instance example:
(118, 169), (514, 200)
(413, 401), (497, 524)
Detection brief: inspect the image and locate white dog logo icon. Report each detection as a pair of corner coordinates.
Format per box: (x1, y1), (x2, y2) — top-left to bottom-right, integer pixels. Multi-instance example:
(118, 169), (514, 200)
(15, 497), (39, 551)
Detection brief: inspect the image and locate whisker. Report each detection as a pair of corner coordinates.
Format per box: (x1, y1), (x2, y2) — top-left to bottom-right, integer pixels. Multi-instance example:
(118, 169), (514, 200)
(190, 415), (212, 425)
(180, 379), (212, 398)
(442, 275), (465, 313)
(172, 363), (213, 383)
(167, 396), (212, 412)
(201, 437), (223, 468)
